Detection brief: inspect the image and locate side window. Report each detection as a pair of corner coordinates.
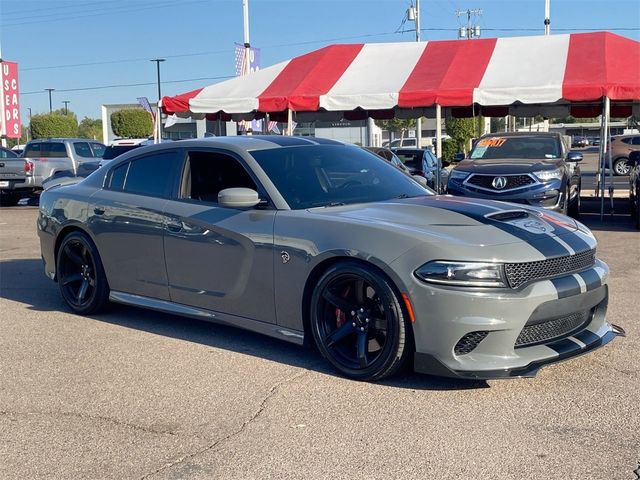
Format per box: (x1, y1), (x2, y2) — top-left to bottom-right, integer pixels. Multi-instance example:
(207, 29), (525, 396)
(45, 142), (67, 158)
(632, 137), (640, 145)
(24, 143), (41, 157)
(622, 138), (633, 145)
(181, 151), (258, 203)
(91, 143), (106, 157)
(73, 142), (93, 158)
(109, 162), (129, 190)
(123, 150), (181, 197)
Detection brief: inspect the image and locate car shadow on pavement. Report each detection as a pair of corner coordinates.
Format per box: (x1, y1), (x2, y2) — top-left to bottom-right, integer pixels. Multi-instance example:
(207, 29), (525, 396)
(0, 257), (486, 391)
(579, 198), (636, 232)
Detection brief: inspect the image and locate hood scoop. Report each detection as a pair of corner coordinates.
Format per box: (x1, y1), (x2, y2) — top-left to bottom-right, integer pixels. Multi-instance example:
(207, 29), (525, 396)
(485, 209), (531, 222)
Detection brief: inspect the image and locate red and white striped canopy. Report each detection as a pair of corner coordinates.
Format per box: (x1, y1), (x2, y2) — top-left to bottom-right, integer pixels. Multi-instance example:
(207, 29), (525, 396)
(163, 32), (640, 118)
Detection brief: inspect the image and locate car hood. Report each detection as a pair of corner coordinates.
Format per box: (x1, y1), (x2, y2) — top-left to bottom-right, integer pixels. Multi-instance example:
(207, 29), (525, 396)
(305, 195), (593, 255)
(454, 158), (562, 174)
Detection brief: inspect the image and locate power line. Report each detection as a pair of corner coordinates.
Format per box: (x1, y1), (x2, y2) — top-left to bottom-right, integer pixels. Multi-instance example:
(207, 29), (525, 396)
(1, 0), (207, 28)
(0, 0), (126, 20)
(20, 75), (235, 96)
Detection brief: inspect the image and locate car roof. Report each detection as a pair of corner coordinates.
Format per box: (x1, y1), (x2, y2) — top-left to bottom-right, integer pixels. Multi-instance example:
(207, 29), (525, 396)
(28, 138), (105, 143)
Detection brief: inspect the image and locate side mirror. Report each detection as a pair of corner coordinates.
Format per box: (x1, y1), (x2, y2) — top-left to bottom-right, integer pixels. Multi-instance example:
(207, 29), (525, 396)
(567, 151), (583, 162)
(218, 187), (260, 208)
(452, 153), (466, 162)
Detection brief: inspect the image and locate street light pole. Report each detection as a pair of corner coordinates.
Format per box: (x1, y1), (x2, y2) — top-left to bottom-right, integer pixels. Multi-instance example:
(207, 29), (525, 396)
(45, 88), (55, 113)
(414, 0), (422, 150)
(151, 59), (165, 142)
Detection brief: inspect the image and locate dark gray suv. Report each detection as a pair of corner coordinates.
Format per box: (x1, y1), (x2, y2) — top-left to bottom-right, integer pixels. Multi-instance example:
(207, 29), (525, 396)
(447, 132), (582, 217)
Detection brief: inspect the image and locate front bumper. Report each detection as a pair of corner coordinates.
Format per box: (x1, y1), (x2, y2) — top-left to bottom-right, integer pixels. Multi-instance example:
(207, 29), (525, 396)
(402, 259), (623, 379)
(447, 177), (564, 211)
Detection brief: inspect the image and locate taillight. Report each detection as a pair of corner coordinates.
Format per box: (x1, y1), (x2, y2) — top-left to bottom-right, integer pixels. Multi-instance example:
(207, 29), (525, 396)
(24, 161), (34, 175)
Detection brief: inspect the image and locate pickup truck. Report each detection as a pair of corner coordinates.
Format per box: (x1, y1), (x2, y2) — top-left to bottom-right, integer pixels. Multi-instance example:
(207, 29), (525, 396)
(0, 138), (105, 206)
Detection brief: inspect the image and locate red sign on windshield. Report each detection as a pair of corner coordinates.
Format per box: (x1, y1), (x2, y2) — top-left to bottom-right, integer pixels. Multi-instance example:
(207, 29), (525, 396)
(1, 61), (21, 139)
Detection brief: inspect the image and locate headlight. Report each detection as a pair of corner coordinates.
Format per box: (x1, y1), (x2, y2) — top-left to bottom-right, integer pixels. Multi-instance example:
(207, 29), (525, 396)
(448, 170), (469, 181)
(414, 261), (507, 287)
(535, 168), (563, 181)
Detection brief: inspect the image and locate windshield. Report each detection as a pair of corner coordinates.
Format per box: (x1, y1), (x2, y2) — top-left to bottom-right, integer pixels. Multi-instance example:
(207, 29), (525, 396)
(251, 145), (431, 209)
(470, 136), (561, 160)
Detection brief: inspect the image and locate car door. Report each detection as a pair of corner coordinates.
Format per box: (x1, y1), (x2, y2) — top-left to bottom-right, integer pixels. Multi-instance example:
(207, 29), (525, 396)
(162, 148), (276, 323)
(88, 149), (183, 300)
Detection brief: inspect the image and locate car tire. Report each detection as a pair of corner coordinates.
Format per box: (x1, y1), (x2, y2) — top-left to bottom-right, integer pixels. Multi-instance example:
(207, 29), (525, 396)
(56, 231), (110, 315)
(0, 192), (21, 206)
(613, 158), (630, 176)
(568, 184), (581, 218)
(310, 261), (411, 381)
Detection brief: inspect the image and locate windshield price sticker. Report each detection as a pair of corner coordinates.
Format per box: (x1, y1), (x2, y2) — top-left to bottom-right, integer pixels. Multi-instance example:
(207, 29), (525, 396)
(477, 138), (507, 148)
(470, 146), (488, 159)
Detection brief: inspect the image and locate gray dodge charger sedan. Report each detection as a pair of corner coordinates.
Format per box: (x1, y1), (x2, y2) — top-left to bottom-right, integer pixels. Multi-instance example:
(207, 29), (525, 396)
(37, 136), (624, 381)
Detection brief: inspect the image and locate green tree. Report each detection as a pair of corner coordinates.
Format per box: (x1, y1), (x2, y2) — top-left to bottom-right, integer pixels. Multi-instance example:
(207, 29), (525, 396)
(441, 138), (458, 164)
(78, 117), (103, 140)
(376, 118), (417, 142)
(31, 113), (78, 138)
(111, 108), (153, 138)
(446, 117), (483, 154)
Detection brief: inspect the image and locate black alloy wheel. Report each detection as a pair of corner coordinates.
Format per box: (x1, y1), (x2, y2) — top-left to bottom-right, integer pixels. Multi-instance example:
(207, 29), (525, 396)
(310, 262), (410, 381)
(56, 231), (109, 315)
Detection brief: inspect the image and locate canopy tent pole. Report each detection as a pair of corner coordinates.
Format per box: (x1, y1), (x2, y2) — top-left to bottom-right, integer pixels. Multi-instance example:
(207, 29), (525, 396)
(287, 108), (293, 136)
(154, 100), (161, 144)
(605, 96), (614, 216)
(600, 96), (611, 220)
(435, 104), (442, 159)
(595, 112), (605, 197)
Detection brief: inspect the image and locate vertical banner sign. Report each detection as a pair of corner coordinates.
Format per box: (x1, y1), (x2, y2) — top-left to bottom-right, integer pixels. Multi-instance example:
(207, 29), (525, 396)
(1, 61), (21, 139)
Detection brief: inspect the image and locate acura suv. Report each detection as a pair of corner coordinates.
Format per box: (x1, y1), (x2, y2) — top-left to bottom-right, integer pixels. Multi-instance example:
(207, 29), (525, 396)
(447, 132), (582, 217)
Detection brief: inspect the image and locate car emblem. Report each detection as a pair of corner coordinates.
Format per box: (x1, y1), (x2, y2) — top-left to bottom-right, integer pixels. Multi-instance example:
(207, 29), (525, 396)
(281, 251), (290, 264)
(492, 176), (508, 189)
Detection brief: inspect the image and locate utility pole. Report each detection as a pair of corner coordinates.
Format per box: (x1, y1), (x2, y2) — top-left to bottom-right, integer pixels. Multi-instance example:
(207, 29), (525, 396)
(456, 9), (482, 39)
(407, 1), (422, 148)
(150, 59), (165, 142)
(544, 0), (551, 35)
(62, 101), (70, 115)
(242, 0), (251, 76)
(45, 88), (55, 113)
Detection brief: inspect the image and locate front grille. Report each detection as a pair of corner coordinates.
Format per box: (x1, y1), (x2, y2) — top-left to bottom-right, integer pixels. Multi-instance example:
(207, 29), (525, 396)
(454, 331), (489, 355)
(467, 174), (535, 191)
(505, 249), (596, 289)
(515, 310), (591, 348)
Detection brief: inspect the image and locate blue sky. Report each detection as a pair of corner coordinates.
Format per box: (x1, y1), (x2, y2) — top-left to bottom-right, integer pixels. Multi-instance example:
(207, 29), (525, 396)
(1, 0), (639, 121)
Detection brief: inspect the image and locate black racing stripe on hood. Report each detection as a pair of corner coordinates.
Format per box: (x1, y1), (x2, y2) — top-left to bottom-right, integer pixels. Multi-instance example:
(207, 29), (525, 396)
(430, 198), (571, 258)
(578, 269), (602, 291)
(537, 212), (591, 253)
(551, 276), (582, 299)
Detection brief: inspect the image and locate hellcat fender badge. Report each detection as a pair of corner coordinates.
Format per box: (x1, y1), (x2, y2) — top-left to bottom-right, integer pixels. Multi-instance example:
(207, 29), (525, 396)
(281, 251), (291, 264)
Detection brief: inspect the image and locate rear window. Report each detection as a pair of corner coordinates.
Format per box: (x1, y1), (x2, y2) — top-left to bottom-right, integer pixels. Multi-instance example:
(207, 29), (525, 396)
(73, 142), (93, 158)
(46, 143), (67, 158)
(470, 136), (560, 160)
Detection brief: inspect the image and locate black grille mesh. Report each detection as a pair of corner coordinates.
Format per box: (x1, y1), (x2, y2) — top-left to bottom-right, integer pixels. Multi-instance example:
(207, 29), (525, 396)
(515, 310), (591, 348)
(454, 331), (489, 355)
(505, 249), (596, 289)
(467, 174), (535, 190)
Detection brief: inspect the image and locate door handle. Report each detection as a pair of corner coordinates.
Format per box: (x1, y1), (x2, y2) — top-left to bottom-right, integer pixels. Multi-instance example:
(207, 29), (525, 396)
(166, 221), (183, 232)
(93, 207), (105, 215)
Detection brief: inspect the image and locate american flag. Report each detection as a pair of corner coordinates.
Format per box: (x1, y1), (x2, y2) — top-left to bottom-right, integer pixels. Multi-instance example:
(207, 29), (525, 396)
(268, 121), (279, 134)
(234, 43), (249, 76)
(137, 97), (155, 119)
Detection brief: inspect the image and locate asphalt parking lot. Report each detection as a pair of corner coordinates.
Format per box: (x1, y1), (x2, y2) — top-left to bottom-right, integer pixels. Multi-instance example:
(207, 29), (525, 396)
(0, 201), (638, 480)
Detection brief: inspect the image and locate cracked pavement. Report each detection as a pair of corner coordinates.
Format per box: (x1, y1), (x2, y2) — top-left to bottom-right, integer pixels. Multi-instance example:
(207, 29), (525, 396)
(1, 204), (638, 479)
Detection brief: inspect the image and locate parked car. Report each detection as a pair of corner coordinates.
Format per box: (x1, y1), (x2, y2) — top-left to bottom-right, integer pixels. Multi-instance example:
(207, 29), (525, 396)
(628, 150), (640, 230)
(571, 137), (589, 148)
(610, 134), (640, 176)
(589, 137), (601, 147)
(364, 146), (430, 189)
(38, 136), (623, 381)
(99, 139), (170, 166)
(447, 132), (582, 217)
(0, 138), (107, 206)
(393, 148), (448, 192)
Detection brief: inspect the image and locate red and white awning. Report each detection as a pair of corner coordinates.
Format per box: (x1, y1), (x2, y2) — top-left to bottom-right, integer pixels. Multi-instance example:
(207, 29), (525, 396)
(163, 32), (640, 117)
